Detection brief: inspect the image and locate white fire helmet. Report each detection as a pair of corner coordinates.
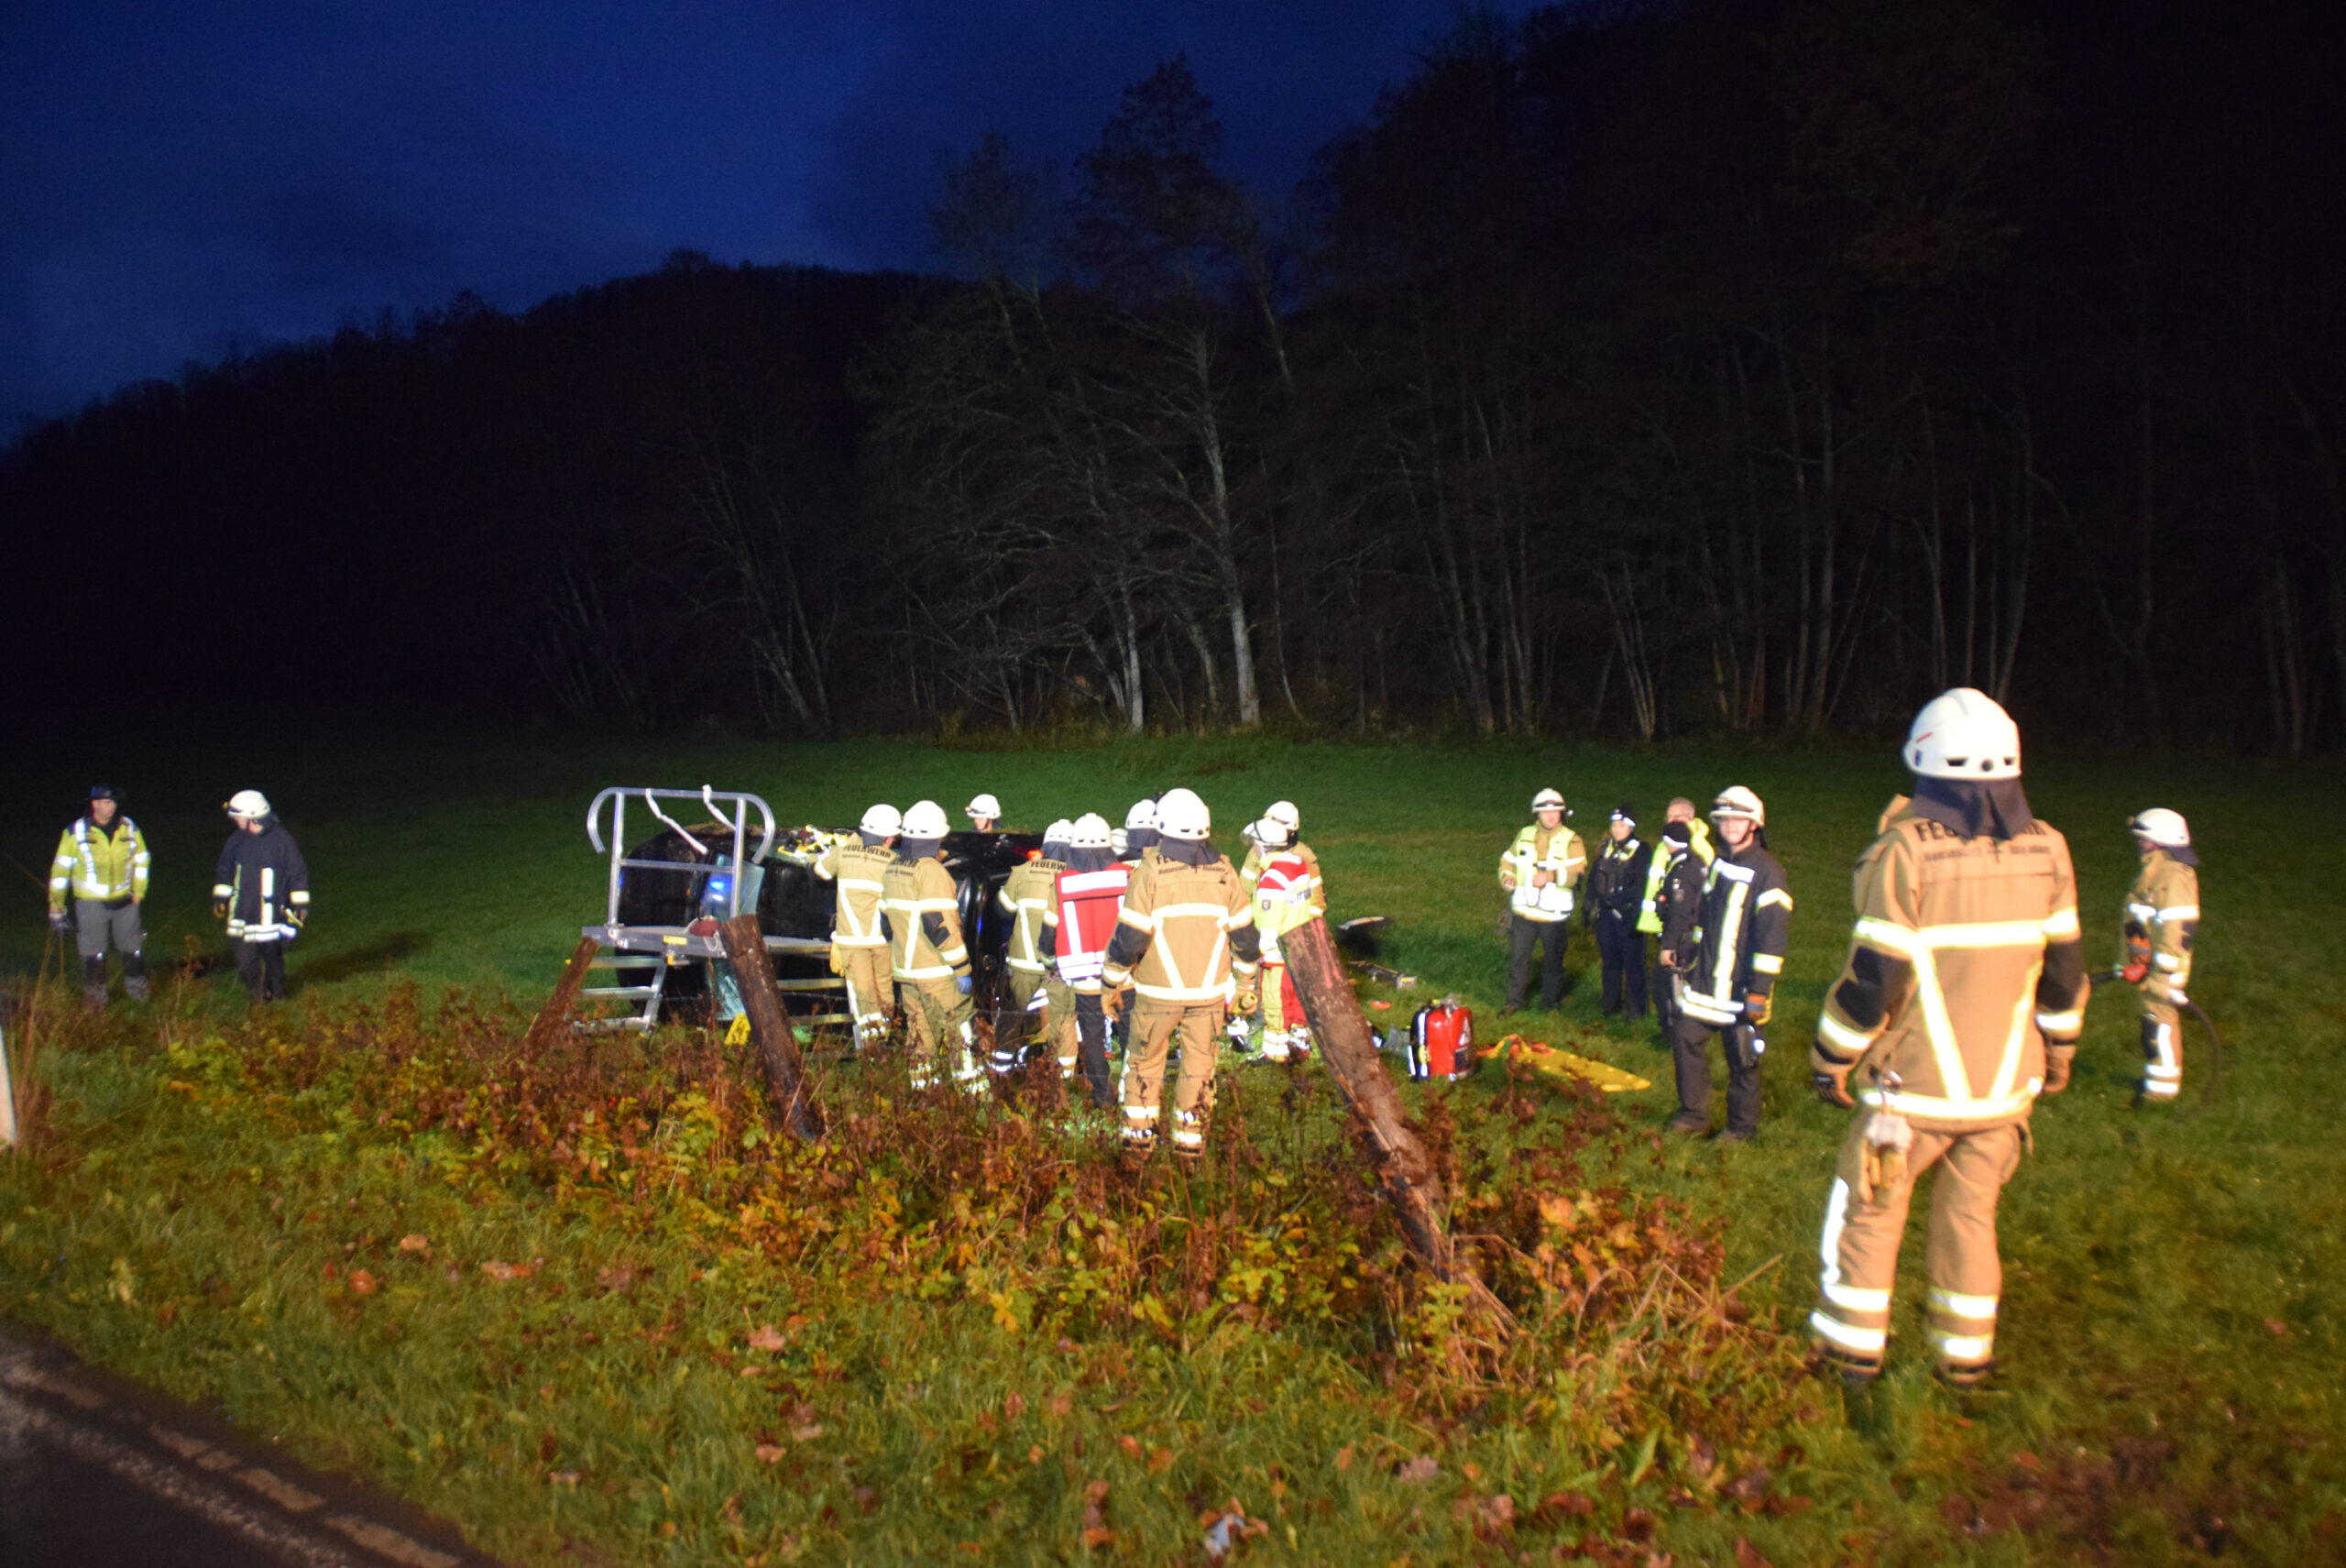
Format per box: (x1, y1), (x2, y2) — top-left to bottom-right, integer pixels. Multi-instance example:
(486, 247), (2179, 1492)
(858, 803), (902, 838)
(901, 799), (951, 839)
(965, 793), (1002, 821)
(2129, 807), (2190, 849)
(225, 789), (272, 820)
(1710, 785), (1765, 827)
(1155, 787), (1211, 840)
(1124, 798), (1157, 831)
(1266, 799), (1300, 835)
(1253, 815), (1291, 848)
(1068, 813), (1114, 850)
(1903, 687), (2022, 780)
(1530, 787), (1565, 815)
(1043, 817), (1074, 847)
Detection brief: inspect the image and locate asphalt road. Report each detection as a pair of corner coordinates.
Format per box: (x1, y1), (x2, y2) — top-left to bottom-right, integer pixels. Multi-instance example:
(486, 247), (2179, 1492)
(0, 1325), (496, 1568)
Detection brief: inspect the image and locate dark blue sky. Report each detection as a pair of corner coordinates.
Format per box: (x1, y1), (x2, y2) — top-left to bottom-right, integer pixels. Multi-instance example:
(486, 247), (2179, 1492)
(1, 0), (1543, 433)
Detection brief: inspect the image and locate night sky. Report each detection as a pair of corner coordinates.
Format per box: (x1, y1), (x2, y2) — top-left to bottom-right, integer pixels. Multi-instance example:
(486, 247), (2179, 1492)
(2, 0), (1543, 433)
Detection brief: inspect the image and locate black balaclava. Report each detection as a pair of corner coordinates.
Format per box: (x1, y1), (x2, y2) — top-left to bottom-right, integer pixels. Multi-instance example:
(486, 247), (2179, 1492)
(1911, 776), (2034, 842)
(1158, 836), (1215, 868)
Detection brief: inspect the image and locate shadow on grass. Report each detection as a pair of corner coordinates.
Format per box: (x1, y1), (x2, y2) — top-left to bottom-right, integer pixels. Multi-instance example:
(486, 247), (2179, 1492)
(291, 930), (431, 988)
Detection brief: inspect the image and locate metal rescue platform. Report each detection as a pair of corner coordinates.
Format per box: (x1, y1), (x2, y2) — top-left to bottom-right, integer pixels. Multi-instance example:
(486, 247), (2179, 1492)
(571, 786), (847, 1033)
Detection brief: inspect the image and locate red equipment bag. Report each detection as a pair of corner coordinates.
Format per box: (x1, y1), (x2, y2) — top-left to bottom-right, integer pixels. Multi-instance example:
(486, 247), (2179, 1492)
(1407, 1000), (1475, 1080)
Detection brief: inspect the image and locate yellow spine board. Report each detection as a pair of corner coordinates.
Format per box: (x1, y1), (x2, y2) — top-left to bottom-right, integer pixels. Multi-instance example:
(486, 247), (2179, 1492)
(1481, 1035), (1651, 1093)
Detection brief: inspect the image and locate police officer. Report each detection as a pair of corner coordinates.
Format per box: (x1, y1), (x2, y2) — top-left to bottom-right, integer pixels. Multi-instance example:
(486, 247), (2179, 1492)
(2121, 808), (2200, 1107)
(1498, 788), (1585, 1012)
(813, 805), (900, 1049)
(1102, 788), (1260, 1158)
(1586, 803), (1651, 1021)
(1808, 689), (2088, 1394)
(881, 800), (981, 1092)
(1644, 819), (1701, 1037)
(1666, 786), (1790, 1141)
(212, 790), (310, 1003)
(49, 784), (151, 1007)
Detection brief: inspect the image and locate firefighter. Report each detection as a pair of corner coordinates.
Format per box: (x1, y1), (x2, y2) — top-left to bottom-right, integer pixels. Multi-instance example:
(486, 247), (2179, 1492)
(1232, 802), (1324, 1054)
(1240, 800), (1321, 896)
(1247, 814), (1322, 1062)
(966, 794), (1002, 833)
(49, 784), (151, 1008)
(1643, 819), (1701, 1036)
(1666, 786), (1790, 1141)
(881, 799), (981, 1092)
(992, 820), (1069, 1072)
(1102, 787), (1260, 1157)
(813, 804), (899, 1049)
(212, 790), (310, 1003)
(2122, 808), (2200, 1107)
(1807, 688), (2088, 1394)
(1498, 787), (1584, 1012)
(1041, 813), (1126, 1108)
(1586, 803), (1651, 1021)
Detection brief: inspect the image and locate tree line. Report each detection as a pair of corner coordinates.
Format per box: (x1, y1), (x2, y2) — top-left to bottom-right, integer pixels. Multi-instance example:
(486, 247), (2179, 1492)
(6, 0), (2341, 751)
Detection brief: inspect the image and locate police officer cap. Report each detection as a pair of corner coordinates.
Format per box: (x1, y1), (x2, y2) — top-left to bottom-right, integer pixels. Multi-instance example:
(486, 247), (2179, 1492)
(90, 784), (119, 802)
(1610, 802), (1637, 825)
(1661, 820), (1692, 846)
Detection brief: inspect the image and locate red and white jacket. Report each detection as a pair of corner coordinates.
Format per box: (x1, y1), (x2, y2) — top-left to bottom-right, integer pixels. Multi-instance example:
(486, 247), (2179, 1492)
(1044, 862), (1131, 992)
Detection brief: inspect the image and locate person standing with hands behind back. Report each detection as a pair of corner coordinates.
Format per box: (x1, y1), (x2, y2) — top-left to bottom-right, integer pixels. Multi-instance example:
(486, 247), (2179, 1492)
(213, 790), (309, 1003)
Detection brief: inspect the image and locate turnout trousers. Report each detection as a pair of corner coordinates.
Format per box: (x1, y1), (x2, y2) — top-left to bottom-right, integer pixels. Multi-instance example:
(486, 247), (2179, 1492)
(1257, 962), (1309, 1060)
(73, 898), (148, 1003)
(836, 942), (892, 1047)
(1067, 990), (1116, 1109)
(897, 977), (981, 1092)
(1121, 998), (1223, 1157)
(1040, 973), (1081, 1075)
(996, 967), (1056, 1073)
(2137, 981), (2185, 1102)
(1810, 1117), (2023, 1386)
(1592, 911), (1648, 1019)
(1670, 1010), (1763, 1137)
(1506, 915), (1570, 1011)
(235, 938), (288, 1003)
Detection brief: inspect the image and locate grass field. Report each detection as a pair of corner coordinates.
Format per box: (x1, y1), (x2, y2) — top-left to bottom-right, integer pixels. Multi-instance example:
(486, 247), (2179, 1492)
(3, 721), (2342, 1564)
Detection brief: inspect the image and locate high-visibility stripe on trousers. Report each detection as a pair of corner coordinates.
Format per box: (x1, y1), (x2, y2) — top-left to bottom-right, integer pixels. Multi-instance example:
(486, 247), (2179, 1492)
(838, 944), (892, 1047)
(2139, 992), (2185, 1100)
(1810, 1116), (2022, 1382)
(1121, 999), (1222, 1153)
(899, 978), (981, 1093)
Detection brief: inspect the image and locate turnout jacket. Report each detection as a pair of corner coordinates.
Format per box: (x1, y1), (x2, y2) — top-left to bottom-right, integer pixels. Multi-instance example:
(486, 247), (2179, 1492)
(213, 819), (309, 941)
(1498, 823), (1586, 923)
(812, 840), (895, 948)
(1102, 848), (1261, 1005)
(1588, 835), (1652, 921)
(1814, 796), (2088, 1131)
(2124, 850), (2199, 1003)
(1240, 840), (1323, 910)
(997, 855), (1066, 975)
(50, 816), (150, 908)
(881, 851), (969, 983)
(1249, 847), (1320, 964)
(1677, 838), (1792, 1025)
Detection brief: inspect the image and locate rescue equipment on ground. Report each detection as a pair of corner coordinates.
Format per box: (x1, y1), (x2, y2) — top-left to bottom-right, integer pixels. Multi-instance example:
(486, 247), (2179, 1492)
(1481, 1034), (1651, 1093)
(1407, 998), (1476, 1080)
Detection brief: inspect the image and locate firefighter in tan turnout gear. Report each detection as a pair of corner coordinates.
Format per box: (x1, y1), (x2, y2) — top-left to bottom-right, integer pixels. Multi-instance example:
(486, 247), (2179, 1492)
(993, 820), (1071, 1073)
(882, 800), (981, 1092)
(1808, 689), (2089, 1394)
(2121, 808), (2199, 1106)
(813, 804), (900, 1049)
(1102, 787), (1261, 1158)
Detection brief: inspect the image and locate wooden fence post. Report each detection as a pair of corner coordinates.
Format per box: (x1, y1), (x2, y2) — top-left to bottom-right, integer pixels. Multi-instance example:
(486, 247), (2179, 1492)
(721, 915), (826, 1144)
(523, 935), (603, 1058)
(1280, 916), (1511, 1331)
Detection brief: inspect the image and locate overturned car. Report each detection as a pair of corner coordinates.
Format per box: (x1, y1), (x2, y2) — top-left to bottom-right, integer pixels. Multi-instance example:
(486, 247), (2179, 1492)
(569, 786), (1041, 1036)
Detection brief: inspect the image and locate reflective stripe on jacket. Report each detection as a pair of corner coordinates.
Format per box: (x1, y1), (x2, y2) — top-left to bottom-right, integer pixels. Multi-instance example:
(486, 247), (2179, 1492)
(1814, 796), (2088, 1131)
(1250, 849), (1319, 964)
(1102, 852), (1260, 1004)
(2124, 851), (2199, 993)
(1679, 842), (1792, 1025)
(882, 853), (968, 982)
(998, 857), (1065, 973)
(1240, 841), (1322, 909)
(1590, 836), (1650, 920)
(213, 820), (309, 941)
(815, 841), (895, 948)
(1498, 824), (1584, 923)
(52, 817), (150, 905)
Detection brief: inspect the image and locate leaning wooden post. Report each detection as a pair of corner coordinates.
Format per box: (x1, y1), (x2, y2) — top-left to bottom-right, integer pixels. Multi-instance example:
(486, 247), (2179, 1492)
(1281, 916), (1511, 1330)
(720, 914), (826, 1144)
(524, 935), (604, 1058)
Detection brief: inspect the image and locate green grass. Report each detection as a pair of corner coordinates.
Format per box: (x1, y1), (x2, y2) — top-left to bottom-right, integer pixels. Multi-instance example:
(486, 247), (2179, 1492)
(4, 724), (2344, 1564)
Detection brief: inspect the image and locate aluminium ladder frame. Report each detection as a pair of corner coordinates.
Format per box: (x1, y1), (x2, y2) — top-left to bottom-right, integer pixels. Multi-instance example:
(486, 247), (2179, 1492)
(575, 786), (846, 1032)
